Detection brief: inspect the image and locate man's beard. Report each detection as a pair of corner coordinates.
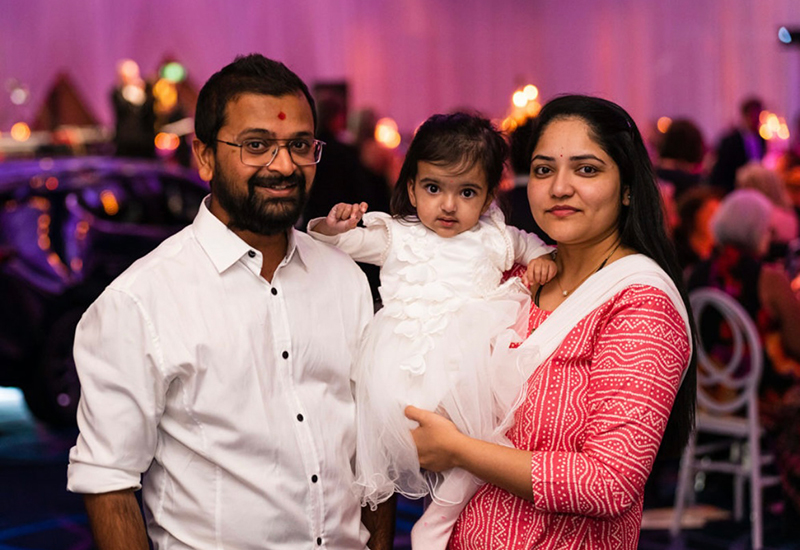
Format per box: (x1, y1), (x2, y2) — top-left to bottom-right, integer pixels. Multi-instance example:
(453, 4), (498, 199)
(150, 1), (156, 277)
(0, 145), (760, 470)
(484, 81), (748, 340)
(212, 170), (307, 236)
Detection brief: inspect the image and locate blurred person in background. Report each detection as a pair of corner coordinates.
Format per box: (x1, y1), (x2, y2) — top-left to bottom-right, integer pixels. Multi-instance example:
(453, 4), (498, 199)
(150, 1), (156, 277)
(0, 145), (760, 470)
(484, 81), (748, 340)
(671, 186), (722, 278)
(302, 97), (385, 305)
(497, 117), (553, 244)
(688, 188), (800, 536)
(656, 118), (707, 201)
(110, 59), (156, 158)
(351, 107), (399, 211)
(735, 163), (799, 260)
(710, 97), (766, 193)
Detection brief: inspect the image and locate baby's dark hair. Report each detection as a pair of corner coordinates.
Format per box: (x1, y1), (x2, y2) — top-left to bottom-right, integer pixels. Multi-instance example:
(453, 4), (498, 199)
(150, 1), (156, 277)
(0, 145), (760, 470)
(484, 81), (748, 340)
(390, 112), (509, 218)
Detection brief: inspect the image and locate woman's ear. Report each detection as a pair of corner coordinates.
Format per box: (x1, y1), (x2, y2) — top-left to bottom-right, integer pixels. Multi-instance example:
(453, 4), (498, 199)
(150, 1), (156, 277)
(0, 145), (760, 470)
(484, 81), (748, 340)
(622, 186), (631, 206)
(193, 139), (216, 183)
(407, 179), (417, 208)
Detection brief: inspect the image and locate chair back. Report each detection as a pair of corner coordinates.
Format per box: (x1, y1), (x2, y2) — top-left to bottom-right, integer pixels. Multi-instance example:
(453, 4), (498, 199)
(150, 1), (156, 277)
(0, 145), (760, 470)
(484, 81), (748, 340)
(689, 287), (762, 416)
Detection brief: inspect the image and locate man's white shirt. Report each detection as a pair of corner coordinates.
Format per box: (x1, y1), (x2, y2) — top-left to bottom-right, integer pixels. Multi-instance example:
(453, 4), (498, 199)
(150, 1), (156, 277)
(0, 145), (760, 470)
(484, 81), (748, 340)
(68, 199), (373, 550)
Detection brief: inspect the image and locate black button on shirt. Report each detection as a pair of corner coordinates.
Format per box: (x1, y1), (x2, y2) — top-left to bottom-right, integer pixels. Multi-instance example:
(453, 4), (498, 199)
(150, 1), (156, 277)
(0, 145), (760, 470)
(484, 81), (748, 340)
(247, 250), (256, 258)
(271, 287), (278, 295)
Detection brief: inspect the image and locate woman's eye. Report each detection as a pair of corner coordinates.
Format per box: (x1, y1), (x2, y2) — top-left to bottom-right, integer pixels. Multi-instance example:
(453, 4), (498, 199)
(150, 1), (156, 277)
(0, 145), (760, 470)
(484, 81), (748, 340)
(532, 165), (551, 176)
(578, 165), (598, 175)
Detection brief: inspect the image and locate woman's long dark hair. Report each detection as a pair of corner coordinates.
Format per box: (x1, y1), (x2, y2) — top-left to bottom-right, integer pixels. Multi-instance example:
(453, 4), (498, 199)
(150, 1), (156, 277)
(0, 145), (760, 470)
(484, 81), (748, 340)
(528, 95), (697, 457)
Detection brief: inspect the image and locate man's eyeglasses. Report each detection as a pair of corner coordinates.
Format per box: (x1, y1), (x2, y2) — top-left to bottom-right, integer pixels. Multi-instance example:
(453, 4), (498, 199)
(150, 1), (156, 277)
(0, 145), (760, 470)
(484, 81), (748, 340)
(216, 138), (325, 167)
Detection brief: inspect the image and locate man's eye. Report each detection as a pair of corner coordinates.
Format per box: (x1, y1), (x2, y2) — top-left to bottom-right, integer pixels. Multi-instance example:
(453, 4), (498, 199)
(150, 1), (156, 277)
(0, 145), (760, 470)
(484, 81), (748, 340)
(290, 140), (312, 152)
(243, 140), (269, 154)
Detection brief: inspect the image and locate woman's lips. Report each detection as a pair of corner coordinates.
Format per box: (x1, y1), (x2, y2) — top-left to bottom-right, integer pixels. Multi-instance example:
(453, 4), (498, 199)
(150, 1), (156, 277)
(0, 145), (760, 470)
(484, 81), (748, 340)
(546, 205), (579, 218)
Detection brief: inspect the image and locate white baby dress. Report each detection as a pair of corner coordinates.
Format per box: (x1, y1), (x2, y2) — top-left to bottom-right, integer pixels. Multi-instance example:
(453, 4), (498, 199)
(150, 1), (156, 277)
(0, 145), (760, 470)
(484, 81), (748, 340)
(308, 205), (551, 509)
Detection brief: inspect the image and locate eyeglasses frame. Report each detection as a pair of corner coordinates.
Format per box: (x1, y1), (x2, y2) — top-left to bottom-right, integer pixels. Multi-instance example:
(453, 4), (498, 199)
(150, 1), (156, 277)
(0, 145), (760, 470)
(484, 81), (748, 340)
(216, 138), (326, 167)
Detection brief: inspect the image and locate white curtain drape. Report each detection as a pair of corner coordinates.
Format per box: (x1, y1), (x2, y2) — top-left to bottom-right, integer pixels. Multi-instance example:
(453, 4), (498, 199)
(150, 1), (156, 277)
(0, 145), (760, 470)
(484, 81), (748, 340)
(2, 0), (799, 145)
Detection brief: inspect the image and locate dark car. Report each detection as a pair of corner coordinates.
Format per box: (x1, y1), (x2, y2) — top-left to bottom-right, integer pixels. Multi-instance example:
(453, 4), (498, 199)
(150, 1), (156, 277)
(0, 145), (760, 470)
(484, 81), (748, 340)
(0, 157), (208, 427)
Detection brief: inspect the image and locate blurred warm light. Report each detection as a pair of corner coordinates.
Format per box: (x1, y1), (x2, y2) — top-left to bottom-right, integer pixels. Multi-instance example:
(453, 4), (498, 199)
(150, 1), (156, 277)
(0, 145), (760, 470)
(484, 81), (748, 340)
(375, 117), (401, 149)
(10, 122), (31, 141)
(759, 111), (790, 141)
(119, 59), (140, 81)
(153, 78), (178, 113)
(70, 258), (84, 272)
(45, 177), (59, 191)
(76, 220), (90, 240)
(501, 117), (518, 132)
(38, 236), (51, 250)
(100, 190), (120, 216)
(525, 101), (541, 117)
(657, 117), (672, 133)
(29, 176), (44, 189)
(122, 84), (146, 105)
(38, 214), (51, 229)
(155, 132), (180, 151)
(160, 61), (186, 83)
(10, 86), (29, 105)
(512, 91), (528, 108)
(47, 252), (69, 278)
(523, 85), (539, 101)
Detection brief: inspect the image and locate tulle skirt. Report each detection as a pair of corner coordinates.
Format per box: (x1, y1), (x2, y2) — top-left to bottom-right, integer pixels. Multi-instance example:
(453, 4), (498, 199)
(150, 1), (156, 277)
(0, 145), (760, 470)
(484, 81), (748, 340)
(353, 283), (530, 509)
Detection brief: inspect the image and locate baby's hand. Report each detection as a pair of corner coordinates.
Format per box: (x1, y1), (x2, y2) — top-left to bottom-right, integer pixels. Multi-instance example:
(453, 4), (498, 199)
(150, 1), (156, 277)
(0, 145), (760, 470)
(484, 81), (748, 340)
(522, 254), (557, 288)
(311, 202), (368, 236)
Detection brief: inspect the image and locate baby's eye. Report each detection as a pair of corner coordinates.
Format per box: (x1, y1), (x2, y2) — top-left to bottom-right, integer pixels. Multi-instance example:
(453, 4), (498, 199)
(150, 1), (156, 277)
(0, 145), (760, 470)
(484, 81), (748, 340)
(461, 189), (477, 198)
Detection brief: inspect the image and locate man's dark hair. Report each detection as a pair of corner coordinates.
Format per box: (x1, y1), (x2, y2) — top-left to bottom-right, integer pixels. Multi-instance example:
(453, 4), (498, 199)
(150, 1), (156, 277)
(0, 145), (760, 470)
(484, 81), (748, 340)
(194, 54), (316, 149)
(658, 119), (705, 165)
(390, 112), (509, 218)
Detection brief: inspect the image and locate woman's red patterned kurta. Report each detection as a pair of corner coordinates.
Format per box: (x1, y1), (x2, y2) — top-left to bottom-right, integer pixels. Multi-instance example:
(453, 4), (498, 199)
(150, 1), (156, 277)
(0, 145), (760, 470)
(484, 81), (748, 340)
(449, 285), (691, 549)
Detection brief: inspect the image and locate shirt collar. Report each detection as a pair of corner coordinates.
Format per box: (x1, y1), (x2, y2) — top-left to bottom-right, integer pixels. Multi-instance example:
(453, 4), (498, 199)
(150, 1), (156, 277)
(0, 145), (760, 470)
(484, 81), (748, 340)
(193, 196), (308, 273)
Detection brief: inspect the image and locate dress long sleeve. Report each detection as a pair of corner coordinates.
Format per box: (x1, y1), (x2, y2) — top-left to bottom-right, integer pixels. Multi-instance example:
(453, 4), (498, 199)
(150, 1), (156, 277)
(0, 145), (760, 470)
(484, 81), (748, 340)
(307, 213), (392, 266)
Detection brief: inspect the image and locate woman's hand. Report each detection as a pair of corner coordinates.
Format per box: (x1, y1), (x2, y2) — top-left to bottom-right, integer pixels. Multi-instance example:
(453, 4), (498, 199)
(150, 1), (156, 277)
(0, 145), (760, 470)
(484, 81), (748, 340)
(405, 405), (466, 472)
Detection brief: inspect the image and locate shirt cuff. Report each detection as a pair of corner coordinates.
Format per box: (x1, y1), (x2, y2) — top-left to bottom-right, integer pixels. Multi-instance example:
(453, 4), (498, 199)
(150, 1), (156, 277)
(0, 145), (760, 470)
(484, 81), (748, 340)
(67, 458), (143, 494)
(306, 218), (342, 244)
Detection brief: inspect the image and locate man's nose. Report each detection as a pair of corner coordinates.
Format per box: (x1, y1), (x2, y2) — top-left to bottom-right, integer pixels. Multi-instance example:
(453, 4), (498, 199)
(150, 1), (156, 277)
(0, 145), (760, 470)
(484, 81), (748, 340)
(267, 146), (296, 176)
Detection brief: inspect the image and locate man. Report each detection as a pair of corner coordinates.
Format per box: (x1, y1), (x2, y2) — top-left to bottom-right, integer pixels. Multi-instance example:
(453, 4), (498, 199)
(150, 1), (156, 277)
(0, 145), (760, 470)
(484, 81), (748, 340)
(67, 54), (394, 550)
(710, 97), (767, 193)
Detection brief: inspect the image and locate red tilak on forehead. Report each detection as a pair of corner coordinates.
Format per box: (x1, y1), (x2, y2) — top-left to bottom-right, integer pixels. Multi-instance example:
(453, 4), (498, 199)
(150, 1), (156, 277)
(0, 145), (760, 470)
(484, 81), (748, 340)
(277, 111), (286, 120)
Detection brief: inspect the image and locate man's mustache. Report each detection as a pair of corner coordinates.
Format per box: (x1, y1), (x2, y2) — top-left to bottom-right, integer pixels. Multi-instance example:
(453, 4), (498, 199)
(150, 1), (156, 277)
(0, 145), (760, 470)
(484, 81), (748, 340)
(248, 172), (305, 192)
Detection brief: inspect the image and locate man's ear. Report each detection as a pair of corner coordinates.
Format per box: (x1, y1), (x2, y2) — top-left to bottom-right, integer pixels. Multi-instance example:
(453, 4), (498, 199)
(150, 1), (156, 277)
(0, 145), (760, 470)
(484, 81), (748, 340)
(193, 139), (215, 183)
(407, 179), (417, 208)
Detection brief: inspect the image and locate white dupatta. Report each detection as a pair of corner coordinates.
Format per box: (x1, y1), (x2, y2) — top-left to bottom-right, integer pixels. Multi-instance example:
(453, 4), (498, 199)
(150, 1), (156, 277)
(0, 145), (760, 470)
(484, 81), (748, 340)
(491, 254), (693, 441)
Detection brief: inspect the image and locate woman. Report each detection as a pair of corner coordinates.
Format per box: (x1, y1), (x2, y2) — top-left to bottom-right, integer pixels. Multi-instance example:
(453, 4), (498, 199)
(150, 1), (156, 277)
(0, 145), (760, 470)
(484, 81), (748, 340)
(406, 95), (697, 549)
